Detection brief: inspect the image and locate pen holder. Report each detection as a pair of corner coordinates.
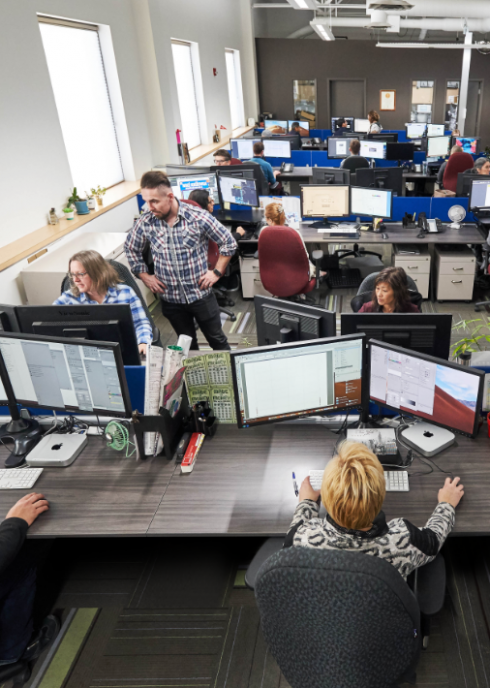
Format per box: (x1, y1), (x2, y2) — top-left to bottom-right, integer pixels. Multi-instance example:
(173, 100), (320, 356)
(191, 401), (218, 438)
(132, 391), (189, 460)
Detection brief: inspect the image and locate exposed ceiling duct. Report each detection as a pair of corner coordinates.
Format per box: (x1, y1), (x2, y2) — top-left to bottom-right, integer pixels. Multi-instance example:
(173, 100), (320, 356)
(310, 16), (490, 33)
(368, 0), (414, 9)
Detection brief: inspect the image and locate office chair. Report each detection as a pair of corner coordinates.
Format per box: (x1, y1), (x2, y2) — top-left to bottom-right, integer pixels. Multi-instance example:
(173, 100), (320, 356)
(442, 152), (474, 193)
(251, 545), (446, 688)
(327, 244), (383, 290)
(60, 260), (162, 347)
(351, 271), (422, 312)
(229, 157), (242, 165)
(258, 227), (321, 301)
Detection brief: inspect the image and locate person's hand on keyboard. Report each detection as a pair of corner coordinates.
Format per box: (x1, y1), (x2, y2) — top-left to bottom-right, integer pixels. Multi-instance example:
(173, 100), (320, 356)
(299, 477), (321, 503)
(438, 477), (464, 509)
(6, 493), (49, 526)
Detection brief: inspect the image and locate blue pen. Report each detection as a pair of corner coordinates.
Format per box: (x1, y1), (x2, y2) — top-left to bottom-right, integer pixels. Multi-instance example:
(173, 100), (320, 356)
(292, 472), (299, 497)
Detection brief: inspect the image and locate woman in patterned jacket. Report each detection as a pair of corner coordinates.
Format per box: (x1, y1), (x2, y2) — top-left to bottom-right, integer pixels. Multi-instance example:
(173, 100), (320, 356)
(286, 441), (463, 580)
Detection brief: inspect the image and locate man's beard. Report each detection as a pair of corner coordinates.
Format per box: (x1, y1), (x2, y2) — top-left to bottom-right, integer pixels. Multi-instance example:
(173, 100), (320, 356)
(152, 206), (172, 222)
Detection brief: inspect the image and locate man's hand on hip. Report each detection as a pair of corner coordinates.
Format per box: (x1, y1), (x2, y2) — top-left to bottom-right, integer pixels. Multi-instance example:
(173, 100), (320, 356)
(199, 270), (220, 290)
(139, 273), (166, 294)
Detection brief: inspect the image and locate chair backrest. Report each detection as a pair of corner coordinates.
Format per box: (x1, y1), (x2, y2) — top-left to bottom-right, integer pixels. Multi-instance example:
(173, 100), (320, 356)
(229, 157), (242, 165)
(255, 547), (421, 688)
(258, 227), (311, 298)
(443, 152), (474, 192)
(357, 271), (418, 295)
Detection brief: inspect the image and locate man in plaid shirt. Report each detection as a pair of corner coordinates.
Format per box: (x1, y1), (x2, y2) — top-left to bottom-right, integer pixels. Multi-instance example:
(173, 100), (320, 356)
(125, 171), (237, 350)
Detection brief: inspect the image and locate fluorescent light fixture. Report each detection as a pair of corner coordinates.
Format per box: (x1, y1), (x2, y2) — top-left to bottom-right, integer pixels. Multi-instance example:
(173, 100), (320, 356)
(377, 42), (490, 49)
(369, 0), (414, 9)
(310, 20), (335, 40)
(288, 0), (317, 8)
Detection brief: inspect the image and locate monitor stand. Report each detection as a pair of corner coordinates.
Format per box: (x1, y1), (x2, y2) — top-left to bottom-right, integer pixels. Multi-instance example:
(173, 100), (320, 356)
(310, 218), (336, 230)
(400, 421), (455, 458)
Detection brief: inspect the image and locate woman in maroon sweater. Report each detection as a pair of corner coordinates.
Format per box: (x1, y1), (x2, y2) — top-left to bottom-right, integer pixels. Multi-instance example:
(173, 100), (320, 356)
(359, 267), (420, 313)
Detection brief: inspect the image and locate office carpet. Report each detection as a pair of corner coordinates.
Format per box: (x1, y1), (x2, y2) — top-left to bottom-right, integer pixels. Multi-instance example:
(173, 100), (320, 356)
(11, 536), (490, 688)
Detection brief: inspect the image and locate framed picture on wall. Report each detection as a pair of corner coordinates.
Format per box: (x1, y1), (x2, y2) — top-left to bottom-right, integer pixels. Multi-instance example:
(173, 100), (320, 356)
(380, 89), (396, 111)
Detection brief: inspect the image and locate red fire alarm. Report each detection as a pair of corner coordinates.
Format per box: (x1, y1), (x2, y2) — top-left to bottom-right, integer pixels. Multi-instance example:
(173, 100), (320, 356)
(213, 68), (218, 76)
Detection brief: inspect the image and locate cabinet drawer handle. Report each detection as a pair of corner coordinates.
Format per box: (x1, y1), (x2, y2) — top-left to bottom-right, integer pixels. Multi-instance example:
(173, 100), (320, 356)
(451, 280), (463, 284)
(452, 267), (464, 271)
(412, 278), (418, 282)
(252, 265), (259, 269)
(408, 266), (418, 269)
(254, 279), (262, 283)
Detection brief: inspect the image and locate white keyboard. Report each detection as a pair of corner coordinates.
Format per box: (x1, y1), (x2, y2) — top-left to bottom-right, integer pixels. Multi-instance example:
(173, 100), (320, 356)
(0, 468), (44, 490)
(309, 470), (324, 490)
(385, 471), (409, 492)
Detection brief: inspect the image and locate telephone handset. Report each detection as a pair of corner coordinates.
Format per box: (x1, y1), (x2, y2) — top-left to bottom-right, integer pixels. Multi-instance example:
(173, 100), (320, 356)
(280, 162), (294, 173)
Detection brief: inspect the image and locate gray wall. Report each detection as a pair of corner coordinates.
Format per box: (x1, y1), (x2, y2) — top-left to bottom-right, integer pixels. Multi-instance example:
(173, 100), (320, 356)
(256, 38), (489, 144)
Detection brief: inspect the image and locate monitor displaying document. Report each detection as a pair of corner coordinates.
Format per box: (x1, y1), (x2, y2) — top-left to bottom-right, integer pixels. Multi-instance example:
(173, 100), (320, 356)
(470, 178), (490, 208)
(301, 185), (350, 218)
(350, 186), (393, 220)
(406, 123), (427, 139)
(217, 175), (259, 207)
(427, 136), (451, 158)
(427, 124), (445, 137)
(354, 118), (371, 133)
(171, 173), (219, 204)
(360, 140), (387, 160)
(231, 138), (259, 160)
(263, 139), (292, 158)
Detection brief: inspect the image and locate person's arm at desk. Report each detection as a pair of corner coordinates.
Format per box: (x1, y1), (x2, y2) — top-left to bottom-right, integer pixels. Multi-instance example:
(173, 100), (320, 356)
(284, 477), (321, 547)
(0, 494), (49, 576)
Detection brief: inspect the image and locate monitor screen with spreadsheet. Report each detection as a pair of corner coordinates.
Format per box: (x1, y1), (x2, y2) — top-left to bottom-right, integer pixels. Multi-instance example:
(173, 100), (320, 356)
(427, 124), (445, 137)
(427, 135), (451, 158)
(350, 186), (393, 220)
(263, 139), (292, 158)
(369, 339), (484, 438)
(406, 123), (427, 139)
(170, 173), (219, 204)
(354, 118), (371, 133)
(300, 185), (350, 218)
(230, 138), (259, 160)
(0, 332), (132, 417)
(360, 140), (387, 160)
(470, 177), (490, 208)
(231, 334), (365, 428)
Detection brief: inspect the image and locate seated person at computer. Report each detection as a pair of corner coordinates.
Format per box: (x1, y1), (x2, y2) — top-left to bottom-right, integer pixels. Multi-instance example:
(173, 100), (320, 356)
(213, 149), (242, 166)
(437, 144), (463, 186)
(468, 157), (490, 176)
(247, 142), (281, 193)
(187, 188), (263, 244)
(289, 121), (308, 137)
(54, 250), (153, 355)
(358, 266), (420, 313)
(335, 117), (348, 131)
(286, 440), (463, 580)
(340, 139), (370, 172)
(367, 110), (382, 134)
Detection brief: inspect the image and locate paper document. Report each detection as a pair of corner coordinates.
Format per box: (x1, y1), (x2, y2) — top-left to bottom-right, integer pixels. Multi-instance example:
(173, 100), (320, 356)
(184, 352), (236, 424)
(318, 226), (358, 234)
(483, 374), (490, 412)
(259, 196), (301, 229)
(143, 345), (164, 455)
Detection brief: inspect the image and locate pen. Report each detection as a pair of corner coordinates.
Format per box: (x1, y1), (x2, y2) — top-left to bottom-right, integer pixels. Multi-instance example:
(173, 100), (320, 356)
(292, 472), (299, 497)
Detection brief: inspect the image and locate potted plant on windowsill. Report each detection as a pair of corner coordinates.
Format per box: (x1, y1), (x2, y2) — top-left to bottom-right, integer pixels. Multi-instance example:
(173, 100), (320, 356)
(68, 188), (89, 215)
(90, 185), (107, 207)
(451, 318), (490, 366)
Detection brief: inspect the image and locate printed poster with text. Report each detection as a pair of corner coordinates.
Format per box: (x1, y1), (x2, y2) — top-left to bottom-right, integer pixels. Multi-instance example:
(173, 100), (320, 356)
(183, 352), (236, 423)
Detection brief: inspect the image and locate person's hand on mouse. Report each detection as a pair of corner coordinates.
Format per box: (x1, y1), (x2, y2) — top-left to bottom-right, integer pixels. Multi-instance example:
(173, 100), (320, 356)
(6, 493), (49, 526)
(438, 477), (464, 509)
(299, 477), (321, 503)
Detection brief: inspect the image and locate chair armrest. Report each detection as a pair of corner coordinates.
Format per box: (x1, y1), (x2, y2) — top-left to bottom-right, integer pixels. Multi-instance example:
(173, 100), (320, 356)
(412, 554), (446, 616)
(245, 537), (284, 591)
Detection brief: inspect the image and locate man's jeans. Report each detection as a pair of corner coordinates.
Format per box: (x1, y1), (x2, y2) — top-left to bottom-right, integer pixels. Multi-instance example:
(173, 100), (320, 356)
(160, 292), (230, 350)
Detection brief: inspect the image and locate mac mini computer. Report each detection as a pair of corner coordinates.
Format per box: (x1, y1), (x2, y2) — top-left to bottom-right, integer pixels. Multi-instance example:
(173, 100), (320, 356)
(26, 433), (88, 467)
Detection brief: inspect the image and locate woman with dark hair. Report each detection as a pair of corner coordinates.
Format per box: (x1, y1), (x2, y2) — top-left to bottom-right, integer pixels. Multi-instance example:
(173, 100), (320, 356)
(358, 267), (420, 313)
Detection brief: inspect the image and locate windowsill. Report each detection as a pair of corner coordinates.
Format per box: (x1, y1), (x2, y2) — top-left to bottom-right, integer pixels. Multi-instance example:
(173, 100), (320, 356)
(189, 125), (254, 163)
(0, 180), (141, 273)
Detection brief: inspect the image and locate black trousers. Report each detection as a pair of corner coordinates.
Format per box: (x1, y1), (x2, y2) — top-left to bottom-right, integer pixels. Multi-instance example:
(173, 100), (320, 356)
(160, 292), (230, 351)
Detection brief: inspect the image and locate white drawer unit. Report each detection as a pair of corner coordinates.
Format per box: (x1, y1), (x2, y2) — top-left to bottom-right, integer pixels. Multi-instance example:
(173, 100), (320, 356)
(394, 246), (431, 299)
(239, 257), (272, 299)
(435, 245), (476, 302)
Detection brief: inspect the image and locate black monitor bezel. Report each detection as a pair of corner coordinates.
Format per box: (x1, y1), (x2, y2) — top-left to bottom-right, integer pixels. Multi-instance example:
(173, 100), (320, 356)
(368, 338), (484, 439)
(231, 333), (366, 429)
(385, 142), (415, 161)
(349, 185), (393, 220)
(216, 171), (259, 208)
(254, 295), (336, 347)
(0, 331), (132, 418)
(426, 135), (451, 158)
(469, 176), (490, 209)
(300, 184), (351, 219)
(311, 167), (351, 186)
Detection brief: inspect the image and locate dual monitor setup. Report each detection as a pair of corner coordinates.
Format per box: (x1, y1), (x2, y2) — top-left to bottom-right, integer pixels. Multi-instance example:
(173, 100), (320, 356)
(300, 184), (392, 228)
(262, 120), (310, 135)
(230, 137), (293, 160)
(327, 137), (415, 163)
(169, 168), (260, 209)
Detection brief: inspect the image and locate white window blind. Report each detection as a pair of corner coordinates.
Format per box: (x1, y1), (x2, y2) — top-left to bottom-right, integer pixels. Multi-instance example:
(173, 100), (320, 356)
(39, 20), (124, 193)
(225, 49), (245, 130)
(171, 41), (202, 150)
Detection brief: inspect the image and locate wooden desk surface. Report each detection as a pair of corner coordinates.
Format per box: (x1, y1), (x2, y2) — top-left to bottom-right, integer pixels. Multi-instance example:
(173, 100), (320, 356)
(300, 222), (485, 244)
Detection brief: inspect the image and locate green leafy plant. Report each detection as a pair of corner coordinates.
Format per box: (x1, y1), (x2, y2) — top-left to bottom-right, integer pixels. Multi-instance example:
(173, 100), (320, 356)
(451, 318), (490, 357)
(66, 187), (85, 208)
(90, 185), (107, 197)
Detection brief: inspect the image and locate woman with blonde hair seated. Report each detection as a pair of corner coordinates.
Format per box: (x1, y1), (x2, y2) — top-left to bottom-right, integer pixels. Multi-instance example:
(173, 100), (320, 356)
(286, 441), (463, 580)
(54, 250), (153, 355)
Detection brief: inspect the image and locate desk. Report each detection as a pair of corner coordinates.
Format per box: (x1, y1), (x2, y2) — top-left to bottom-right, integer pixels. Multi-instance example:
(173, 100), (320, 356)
(299, 222), (485, 245)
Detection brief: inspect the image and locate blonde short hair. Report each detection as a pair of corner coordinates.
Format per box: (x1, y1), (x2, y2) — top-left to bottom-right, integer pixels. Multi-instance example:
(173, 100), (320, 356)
(321, 441), (386, 530)
(68, 250), (120, 297)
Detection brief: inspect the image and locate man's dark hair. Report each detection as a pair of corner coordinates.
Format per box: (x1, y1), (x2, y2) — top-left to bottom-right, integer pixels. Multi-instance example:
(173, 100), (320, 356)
(253, 141), (264, 155)
(188, 188), (210, 210)
(291, 122), (300, 129)
(214, 149), (231, 161)
(140, 170), (171, 189)
(336, 117), (346, 127)
(350, 139), (361, 155)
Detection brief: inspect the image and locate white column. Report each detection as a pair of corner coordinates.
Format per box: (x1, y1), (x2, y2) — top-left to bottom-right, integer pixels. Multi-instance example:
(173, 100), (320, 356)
(458, 31), (473, 135)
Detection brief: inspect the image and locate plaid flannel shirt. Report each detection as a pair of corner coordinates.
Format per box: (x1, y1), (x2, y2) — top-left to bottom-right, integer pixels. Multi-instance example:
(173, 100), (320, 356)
(124, 202), (237, 304)
(54, 285), (153, 345)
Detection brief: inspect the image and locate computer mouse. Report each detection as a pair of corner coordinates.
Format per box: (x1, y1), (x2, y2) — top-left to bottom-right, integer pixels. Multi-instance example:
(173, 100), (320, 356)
(382, 232), (389, 240)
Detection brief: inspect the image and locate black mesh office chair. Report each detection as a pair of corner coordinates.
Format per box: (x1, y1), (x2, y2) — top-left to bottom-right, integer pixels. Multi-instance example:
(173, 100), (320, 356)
(60, 260), (162, 346)
(326, 244), (384, 290)
(351, 271), (422, 312)
(251, 545), (445, 688)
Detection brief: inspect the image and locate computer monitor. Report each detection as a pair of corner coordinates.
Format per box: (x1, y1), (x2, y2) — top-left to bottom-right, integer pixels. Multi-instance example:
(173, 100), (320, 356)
(287, 120), (310, 134)
(369, 339), (484, 438)
(263, 139), (292, 158)
(360, 140), (387, 160)
(341, 313), (452, 360)
(263, 120), (288, 134)
(427, 124), (445, 137)
(331, 117), (354, 133)
(16, 305), (142, 366)
(327, 137), (356, 159)
(452, 136), (480, 155)
(354, 118), (370, 133)
(255, 296), (336, 346)
(231, 334), (365, 428)
(355, 168), (403, 197)
(216, 174), (259, 208)
(455, 172), (490, 197)
(211, 164), (269, 197)
(0, 305), (20, 333)
(311, 167), (351, 185)
(427, 136), (451, 158)
(170, 173), (219, 204)
(350, 186), (393, 220)
(385, 142), (415, 162)
(406, 123), (427, 139)
(0, 331), (132, 418)
(230, 137), (259, 160)
(300, 185), (350, 222)
(367, 133), (399, 143)
(469, 177), (490, 209)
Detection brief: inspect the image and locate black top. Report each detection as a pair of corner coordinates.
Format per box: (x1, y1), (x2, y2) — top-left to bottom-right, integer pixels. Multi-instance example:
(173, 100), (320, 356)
(341, 155), (370, 172)
(0, 517), (28, 576)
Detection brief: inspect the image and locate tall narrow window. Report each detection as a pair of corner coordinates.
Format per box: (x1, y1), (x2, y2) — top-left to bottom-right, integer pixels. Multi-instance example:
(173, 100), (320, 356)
(39, 17), (124, 192)
(171, 41), (202, 150)
(225, 49), (245, 130)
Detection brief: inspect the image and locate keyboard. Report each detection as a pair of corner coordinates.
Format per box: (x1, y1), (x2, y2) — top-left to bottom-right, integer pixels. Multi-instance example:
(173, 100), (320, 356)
(385, 471), (409, 492)
(309, 470), (324, 490)
(0, 468), (44, 490)
(327, 269), (362, 289)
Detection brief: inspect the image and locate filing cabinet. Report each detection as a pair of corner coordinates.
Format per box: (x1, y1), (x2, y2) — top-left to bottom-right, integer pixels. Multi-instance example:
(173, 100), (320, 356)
(394, 246), (431, 299)
(435, 245), (475, 301)
(239, 257), (272, 299)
